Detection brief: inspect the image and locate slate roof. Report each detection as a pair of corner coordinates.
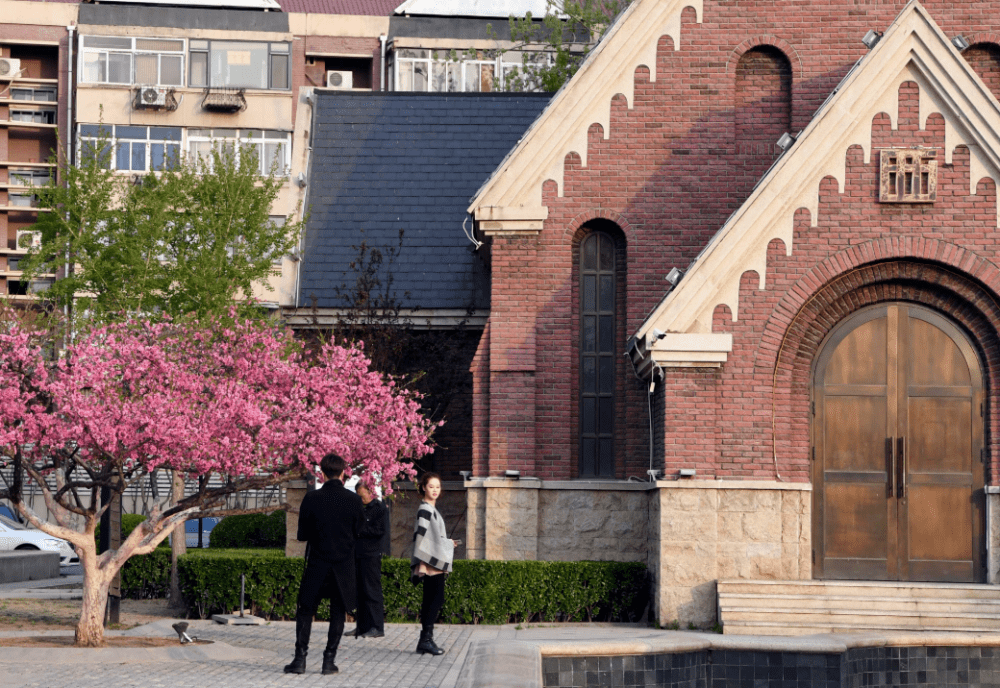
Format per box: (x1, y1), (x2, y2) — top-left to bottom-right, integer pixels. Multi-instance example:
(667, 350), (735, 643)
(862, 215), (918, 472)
(275, 0), (398, 14)
(301, 91), (551, 312)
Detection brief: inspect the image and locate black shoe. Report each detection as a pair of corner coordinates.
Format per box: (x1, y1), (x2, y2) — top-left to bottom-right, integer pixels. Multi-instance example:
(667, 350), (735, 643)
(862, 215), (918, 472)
(360, 629), (384, 638)
(283, 651), (307, 674)
(416, 630), (444, 656)
(344, 628), (360, 638)
(321, 650), (339, 675)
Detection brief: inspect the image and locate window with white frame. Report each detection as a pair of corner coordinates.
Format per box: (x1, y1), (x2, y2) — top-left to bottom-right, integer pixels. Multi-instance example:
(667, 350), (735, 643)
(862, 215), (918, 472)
(78, 124), (182, 172)
(80, 35), (185, 86)
(187, 129), (290, 176)
(392, 48), (554, 92)
(188, 40), (289, 90)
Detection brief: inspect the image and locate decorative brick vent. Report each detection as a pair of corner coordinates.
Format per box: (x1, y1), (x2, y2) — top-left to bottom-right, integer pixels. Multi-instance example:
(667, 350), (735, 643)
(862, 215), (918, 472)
(879, 148), (937, 203)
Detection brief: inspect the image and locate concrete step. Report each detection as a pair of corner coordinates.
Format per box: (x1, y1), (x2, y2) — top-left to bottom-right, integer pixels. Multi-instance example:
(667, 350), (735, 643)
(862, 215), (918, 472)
(717, 579), (1000, 636)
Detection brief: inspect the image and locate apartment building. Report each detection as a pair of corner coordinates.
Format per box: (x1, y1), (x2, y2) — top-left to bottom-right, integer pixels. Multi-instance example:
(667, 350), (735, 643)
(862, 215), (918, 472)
(0, 0), (76, 301)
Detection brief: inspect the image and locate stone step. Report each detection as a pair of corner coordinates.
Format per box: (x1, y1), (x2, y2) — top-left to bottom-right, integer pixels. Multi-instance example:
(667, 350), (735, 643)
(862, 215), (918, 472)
(717, 579), (1000, 636)
(721, 592), (1000, 614)
(718, 579), (1000, 599)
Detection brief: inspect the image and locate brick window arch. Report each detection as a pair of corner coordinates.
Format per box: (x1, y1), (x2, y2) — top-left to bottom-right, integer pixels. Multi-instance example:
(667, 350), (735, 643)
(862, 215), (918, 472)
(578, 230), (617, 478)
(735, 45), (792, 160)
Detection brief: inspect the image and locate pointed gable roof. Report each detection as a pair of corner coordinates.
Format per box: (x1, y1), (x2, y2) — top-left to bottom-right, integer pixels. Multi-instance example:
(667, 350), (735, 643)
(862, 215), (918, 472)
(468, 0), (704, 226)
(630, 0), (1000, 374)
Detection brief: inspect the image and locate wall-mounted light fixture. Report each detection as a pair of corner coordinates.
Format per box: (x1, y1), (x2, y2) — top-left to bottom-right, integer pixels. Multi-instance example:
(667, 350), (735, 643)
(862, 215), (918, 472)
(666, 267), (684, 286)
(862, 30), (883, 49)
(646, 469), (662, 481)
(952, 35), (970, 51)
(679, 468), (697, 478)
(776, 132), (796, 151)
(459, 470), (472, 480)
(504, 470), (520, 479)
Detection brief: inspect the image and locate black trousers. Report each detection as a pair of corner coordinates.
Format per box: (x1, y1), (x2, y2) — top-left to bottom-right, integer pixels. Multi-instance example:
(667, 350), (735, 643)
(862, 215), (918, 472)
(295, 558), (346, 656)
(419, 573), (446, 633)
(354, 555), (385, 633)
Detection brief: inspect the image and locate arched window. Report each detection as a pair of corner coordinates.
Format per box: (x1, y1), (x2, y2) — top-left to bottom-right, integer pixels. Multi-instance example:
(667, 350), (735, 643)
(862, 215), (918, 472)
(579, 231), (616, 478)
(735, 46), (792, 159)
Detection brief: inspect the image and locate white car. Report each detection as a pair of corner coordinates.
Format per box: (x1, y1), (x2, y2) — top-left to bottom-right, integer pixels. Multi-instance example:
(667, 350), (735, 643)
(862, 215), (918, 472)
(0, 515), (79, 566)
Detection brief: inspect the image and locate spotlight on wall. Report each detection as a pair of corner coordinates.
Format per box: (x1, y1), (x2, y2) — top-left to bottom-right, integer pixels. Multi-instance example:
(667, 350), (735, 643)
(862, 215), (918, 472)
(504, 470), (521, 479)
(459, 470), (472, 481)
(665, 267), (684, 286)
(862, 30), (883, 49)
(776, 132), (796, 151)
(646, 469), (662, 481)
(952, 35), (971, 51)
(679, 468), (697, 478)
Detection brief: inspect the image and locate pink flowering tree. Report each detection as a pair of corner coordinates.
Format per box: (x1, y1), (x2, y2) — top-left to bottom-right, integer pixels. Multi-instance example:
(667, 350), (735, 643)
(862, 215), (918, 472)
(0, 313), (434, 646)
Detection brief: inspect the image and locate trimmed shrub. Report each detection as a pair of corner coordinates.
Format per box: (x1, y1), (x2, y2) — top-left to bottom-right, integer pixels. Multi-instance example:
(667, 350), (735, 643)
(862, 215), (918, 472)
(119, 547), (172, 599)
(208, 511), (286, 549)
(175, 553), (648, 623)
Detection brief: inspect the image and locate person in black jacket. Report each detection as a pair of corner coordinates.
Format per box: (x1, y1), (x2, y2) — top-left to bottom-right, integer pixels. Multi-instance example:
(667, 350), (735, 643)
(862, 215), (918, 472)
(348, 481), (390, 638)
(284, 453), (364, 676)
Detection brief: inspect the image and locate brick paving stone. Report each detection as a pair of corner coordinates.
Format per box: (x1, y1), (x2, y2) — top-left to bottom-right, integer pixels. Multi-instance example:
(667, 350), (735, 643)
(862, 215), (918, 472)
(2, 622), (473, 688)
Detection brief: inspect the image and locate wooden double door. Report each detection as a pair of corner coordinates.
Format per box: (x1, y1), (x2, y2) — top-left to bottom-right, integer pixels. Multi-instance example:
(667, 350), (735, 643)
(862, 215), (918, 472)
(813, 304), (986, 582)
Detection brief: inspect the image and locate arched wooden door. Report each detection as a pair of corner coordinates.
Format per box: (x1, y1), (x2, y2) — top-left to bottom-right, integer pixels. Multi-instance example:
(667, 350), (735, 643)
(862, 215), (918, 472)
(812, 304), (986, 582)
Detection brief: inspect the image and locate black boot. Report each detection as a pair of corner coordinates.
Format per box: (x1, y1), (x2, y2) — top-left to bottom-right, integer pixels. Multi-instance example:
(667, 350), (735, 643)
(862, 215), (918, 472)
(283, 649), (307, 674)
(284, 613), (312, 673)
(416, 629), (444, 656)
(321, 649), (339, 675)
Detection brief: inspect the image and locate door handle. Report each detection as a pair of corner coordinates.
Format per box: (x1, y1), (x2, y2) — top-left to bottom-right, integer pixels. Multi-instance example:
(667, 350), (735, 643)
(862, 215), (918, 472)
(896, 437), (905, 499)
(885, 437), (894, 498)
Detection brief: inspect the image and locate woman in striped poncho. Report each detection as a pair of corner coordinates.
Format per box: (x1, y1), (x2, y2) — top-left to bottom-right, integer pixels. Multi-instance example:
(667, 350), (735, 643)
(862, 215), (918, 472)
(411, 472), (459, 655)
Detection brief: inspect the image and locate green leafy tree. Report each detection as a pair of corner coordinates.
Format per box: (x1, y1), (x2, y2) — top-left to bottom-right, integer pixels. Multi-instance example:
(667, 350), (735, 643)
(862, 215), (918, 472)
(498, 0), (632, 92)
(20, 133), (302, 322)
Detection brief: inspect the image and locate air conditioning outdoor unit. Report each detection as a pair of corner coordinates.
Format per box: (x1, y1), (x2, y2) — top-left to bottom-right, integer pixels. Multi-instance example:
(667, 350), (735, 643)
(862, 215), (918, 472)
(0, 58), (21, 80)
(15, 230), (41, 250)
(138, 85), (168, 107)
(326, 70), (353, 89)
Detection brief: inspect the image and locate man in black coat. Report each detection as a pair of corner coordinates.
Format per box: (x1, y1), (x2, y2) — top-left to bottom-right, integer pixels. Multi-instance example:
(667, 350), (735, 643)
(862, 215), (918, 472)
(349, 482), (390, 638)
(284, 453), (364, 676)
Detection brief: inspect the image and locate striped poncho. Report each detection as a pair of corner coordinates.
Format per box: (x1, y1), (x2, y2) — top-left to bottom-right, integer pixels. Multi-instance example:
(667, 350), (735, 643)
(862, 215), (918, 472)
(411, 502), (454, 574)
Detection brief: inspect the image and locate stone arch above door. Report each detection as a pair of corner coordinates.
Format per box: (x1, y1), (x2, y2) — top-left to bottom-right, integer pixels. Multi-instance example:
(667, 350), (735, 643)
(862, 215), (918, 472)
(811, 302), (986, 582)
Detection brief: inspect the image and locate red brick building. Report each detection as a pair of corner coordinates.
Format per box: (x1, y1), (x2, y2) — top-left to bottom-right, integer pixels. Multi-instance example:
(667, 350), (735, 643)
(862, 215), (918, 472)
(465, 0), (1000, 631)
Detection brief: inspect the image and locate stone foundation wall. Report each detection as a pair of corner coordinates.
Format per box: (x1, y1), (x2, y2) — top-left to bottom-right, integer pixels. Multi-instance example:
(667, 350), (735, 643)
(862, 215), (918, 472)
(653, 480), (811, 627)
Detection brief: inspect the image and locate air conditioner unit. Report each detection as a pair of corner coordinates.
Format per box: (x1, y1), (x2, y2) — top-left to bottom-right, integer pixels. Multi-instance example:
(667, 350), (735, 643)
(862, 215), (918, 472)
(138, 85), (168, 107)
(15, 230), (41, 250)
(326, 70), (353, 90)
(0, 58), (21, 80)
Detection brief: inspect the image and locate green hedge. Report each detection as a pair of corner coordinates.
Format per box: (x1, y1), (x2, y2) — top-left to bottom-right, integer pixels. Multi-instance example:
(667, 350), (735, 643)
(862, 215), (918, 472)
(119, 547), (172, 599)
(170, 552), (647, 623)
(208, 512), (286, 549)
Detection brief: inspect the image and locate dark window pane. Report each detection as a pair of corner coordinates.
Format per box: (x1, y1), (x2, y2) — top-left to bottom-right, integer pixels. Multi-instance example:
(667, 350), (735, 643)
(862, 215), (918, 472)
(270, 53), (289, 89)
(600, 274), (614, 312)
(116, 142), (130, 170)
(150, 127), (182, 141)
(80, 124), (110, 137)
(599, 356), (614, 394)
(582, 357), (596, 393)
(165, 143), (179, 168)
(599, 439), (614, 476)
(581, 439), (596, 477)
(583, 235), (597, 270)
(582, 315), (596, 353)
(599, 398), (614, 435)
(582, 275), (596, 311)
(117, 125), (146, 140)
(131, 142), (146, 171)
(599, 314), (614, 353)
(600, 235), (614, 271)
(582, 397), (596, 434)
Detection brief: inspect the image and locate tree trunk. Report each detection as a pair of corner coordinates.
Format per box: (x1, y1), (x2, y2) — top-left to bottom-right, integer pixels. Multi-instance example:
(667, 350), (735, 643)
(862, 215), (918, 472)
(76, 558), (113, 647)
(169, 472), (187, 610)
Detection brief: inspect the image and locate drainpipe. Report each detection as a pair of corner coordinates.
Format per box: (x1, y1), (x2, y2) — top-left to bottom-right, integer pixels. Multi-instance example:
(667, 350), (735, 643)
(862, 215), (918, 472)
(63, 24), (75, 327)
(379, 34), (387, 91)
(293, 90), (317, 310)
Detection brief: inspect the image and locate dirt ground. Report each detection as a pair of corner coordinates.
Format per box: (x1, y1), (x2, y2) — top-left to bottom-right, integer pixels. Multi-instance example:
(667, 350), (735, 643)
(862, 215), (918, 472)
(0, 598), (180, 632)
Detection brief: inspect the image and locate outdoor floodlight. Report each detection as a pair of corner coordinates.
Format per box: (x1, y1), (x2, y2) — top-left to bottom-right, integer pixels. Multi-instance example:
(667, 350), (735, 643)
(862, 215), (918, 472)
(646, 469), (662, 481)
(459, 470), (472, 480)
(679, 469), (697, 478)
(776, 132), (796, 151)
(862, 30), (882, 49)
(504, 470), (521, 479)
(172, 621), (195, 644)
(665, 267), (684, 286)
(953, 35), (970, 51)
